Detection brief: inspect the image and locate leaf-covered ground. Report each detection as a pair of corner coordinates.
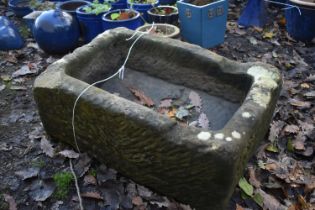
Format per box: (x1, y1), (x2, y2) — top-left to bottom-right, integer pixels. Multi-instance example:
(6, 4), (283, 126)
(0, 1), (314, 210)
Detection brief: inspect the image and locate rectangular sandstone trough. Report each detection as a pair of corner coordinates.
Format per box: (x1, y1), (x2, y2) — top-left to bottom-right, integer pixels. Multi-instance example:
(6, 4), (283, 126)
(33, 28), (282, 210)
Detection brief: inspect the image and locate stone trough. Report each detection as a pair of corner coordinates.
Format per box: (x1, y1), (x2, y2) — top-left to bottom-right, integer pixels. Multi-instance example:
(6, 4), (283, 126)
(33, 28), (281, 210)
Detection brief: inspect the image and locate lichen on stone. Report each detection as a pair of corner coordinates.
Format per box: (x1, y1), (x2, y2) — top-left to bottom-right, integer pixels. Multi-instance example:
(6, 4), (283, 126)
(197, 131), (211, 141)
(214, 133), (224, 140)
(231, 131), (241, 139)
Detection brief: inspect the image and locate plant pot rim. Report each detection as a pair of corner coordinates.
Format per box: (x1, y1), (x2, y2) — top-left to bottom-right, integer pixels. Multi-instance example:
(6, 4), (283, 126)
(136, 23), (180, 38)
(127, 0), (159, 6)
(9, 0), (31, 8)
(177, 0), (225, 8)
(288, 0), (315, 7)
(147, 5), (178, 16)
(102, 9), (140, 22)
(59, 0), (90, 13)
(76, 5), (110, 16)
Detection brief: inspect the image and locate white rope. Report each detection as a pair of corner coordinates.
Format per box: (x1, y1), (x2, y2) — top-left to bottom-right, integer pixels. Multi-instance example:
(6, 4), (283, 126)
(264, 0), (302, 15)
(69, 159), (84, 210)
(71, 24), (155, 154)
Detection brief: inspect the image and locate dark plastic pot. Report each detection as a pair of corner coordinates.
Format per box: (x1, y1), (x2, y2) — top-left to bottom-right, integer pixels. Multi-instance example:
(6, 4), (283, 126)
(33, 9), (80, 54)
(9, 0), (33, 18)
(76, 5), (110, 43)
(147, 5), (178, 24)
(285, 0), (315, 42)
(58, 0), (89, 17)
(102, 9), (144, 30)
(127, 0), (159, 22)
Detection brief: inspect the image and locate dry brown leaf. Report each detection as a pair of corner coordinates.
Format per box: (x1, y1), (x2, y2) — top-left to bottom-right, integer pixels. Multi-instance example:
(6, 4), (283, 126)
(300, 83), (310, 89)
(198, 113), (209, 129)
(59, 149), (79, 159)
(132, 196), (144, 206)
(248, 166), (261, 188)
(129, 87), (154, 107)
(236, 204), (245, 210)
(40, 136), (54, 158)
(284, 124), (300, 134)
(268, 121), (285, 142)
(297, 195), (310, 210)
(189, 91), (201, 112)
(265, 163), (278, 171)
(159, 98), (172, 108)
(257, 189), (287, 210)
(3, 194), (17, 210)
(83, 175), (97, 186)
(167, 108), (177, 118)
(305, 179), (315, 193)
(289, 98), (311, 108)
(81, 192), (103, 200)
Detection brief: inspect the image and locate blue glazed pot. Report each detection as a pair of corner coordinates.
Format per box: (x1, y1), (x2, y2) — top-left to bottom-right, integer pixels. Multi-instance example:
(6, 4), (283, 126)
(111, 0), (128, 10)
(285, 0), (315, 42)
(102, 9), (144, 30)
(0, 16), (24, 50)
(76, 5), (109, 43)
(9, 0), (33, 18)
(58, 0), (90, 17)
(147, 5), (178, 24)
(159, 0), (176, 5)
(33, 9), (80, 54)
(238, 0), (267, 28)
(127, 0), (159, 22)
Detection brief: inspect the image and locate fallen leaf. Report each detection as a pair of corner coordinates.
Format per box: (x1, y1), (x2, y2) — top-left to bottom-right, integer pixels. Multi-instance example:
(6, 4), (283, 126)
(297, 195), (310, 209)
(12, 65), (36, 78)
(265, 162), (278, 171)
(10, 85), (27, 90)
(266, 143), (279, 153)
(4, 54), (18, 64)
(263, 31), (275, 39)
(198, 112), (209, 129)
(159, 98), (172, 108)
(167, 108), (177, 118)
(83, 175), (97, 186)
(74, 153), (91, 177)
(132, 196), (143, 206)
(189, 91), (202, 112)
(268, 121), (285, 142)
(256, 189), (287, 210)
(238, 177), (253, 197)
(248, 166), (261, 188)
(40, 136), (54, 158)
(304, 91), (315, 99)
(289, 98), (311, 108)
(15, 168), (40, 180)
(59, 149), (79, 159)
(0, 84), (5, 91)
(0, 142), (12, 151)
(81, 192), (103, 200)
(284, 124), (300, 134)
(129, 87), (154, 107)
(300, 83), (310, 89)
(236, 204), (245, 210)
(3, 194), (17, 210)
(29, 180), (55, 202)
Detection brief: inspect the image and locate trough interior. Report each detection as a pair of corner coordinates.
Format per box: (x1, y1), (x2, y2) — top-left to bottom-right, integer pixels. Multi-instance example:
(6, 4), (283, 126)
(66, 34), (252, 130)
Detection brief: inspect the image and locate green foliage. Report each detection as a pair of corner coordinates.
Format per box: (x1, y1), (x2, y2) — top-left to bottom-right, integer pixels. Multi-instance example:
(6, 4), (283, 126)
(83, 0), (111, 15)
(89, 168), (97, 177)
(110, 12), (120, 20)
(53, 172), (73, 199)
(19, 23), (30, 39)
(29, 0), (55, 10)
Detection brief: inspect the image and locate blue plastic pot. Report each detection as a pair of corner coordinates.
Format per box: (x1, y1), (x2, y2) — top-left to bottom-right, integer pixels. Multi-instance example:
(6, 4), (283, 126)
(76, 5), (109, 43)
(9, 0), (33, 18)
(177, 0), (228, 48)
(127, 0), (159, 22)
(285, 0), (315, 42)
(147, 5), (178, 24)
(0, 16), (24, 50)
(33, 9), (80, 54)
(238, 0), (267, 28)
(102, 9), (144, 30)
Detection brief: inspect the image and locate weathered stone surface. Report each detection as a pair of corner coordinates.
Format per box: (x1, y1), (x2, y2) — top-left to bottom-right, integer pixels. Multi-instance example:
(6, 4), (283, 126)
(33, 28), (282, 210)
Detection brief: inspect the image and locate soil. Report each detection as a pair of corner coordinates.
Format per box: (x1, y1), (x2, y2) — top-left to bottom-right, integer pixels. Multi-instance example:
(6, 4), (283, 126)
(188, 0), (213, 6)
(0, 1), (315, 210)
(151, 7), (176, 15)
